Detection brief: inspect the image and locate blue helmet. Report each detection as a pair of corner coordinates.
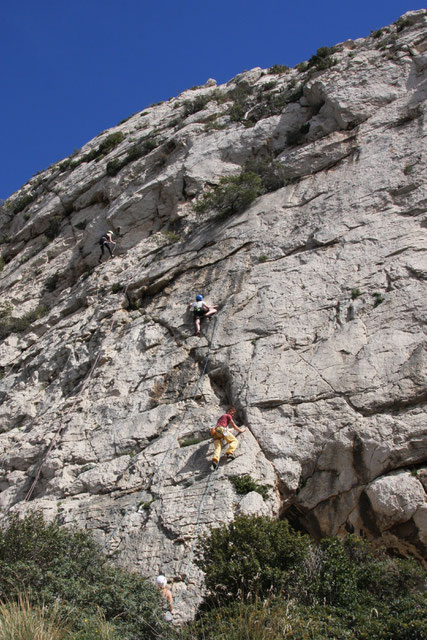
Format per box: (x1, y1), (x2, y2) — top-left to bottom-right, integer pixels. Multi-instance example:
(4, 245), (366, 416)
(196, 294), (203, 301)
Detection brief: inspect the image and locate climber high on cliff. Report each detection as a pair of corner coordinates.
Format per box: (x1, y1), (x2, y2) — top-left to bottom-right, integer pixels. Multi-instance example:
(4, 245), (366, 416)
(189, 294), (217, 336)
(98, 230), (116, 263)
(210, 407), (246, 470)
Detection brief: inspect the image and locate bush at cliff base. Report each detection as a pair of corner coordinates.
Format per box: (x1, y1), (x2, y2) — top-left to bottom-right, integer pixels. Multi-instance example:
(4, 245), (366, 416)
(0, 513), (169, 640)
(191, 515), (426, 640)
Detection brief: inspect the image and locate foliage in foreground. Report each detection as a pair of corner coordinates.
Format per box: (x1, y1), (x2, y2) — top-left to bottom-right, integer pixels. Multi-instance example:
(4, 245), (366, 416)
(0, 594), (120, 640)
(0, 513), (167, 640)
(183, 596), (427, 640)
(191, 515), (426, 640)
(0, 593), (68, 640)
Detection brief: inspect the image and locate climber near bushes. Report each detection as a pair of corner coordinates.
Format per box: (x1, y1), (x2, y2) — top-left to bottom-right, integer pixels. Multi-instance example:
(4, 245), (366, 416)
(156, 575), (173, 623)
(211, 407), (246, 470)
(98, 230), (116, 262)
(190, 294), (218, 336)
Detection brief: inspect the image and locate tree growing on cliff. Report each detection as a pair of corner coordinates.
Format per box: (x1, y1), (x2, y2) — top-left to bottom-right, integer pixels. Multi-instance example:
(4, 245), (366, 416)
(194, 172), (264, 218)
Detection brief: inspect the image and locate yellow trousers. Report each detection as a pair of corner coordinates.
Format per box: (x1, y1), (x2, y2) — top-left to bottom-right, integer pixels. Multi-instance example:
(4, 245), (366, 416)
(212, 433), (238, 463)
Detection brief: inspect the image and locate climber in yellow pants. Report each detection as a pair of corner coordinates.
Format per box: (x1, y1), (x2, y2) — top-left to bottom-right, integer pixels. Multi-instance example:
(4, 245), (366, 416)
(210, 407), (246, 470)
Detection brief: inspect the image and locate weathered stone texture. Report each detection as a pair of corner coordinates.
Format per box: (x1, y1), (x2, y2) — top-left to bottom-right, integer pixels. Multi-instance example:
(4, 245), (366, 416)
(0, 10), (426, 619)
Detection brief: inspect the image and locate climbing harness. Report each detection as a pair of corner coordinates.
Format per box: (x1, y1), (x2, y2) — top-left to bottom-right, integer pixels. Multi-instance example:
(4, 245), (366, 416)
(2, 287), (229, 615)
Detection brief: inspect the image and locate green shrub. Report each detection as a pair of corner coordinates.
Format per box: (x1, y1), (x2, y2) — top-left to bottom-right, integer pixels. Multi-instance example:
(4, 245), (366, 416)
(68, 611), (119, 640)
(371, 28), (384, 38)
(182, 95), (211, 118)
(184, 599), (355, 640)
(228, 101), (247, 123)
(261, 81), (277, 92)
(0, 513), (166, 640)
(169, 117), (183, 129)
(194, 516), (426, 638)
(372, 292), (384, 307)
(195, 515), (310, 609)
(143, 138), (158, 154)
(111, 283), (123, 294)
(351, 288), (361, 299)
(117, 114), (132, 125)
(58, 159), (71, 173)
(97, 132), (125, 155)
(185, 594), (427, 640)
(12, 193), (36, 214)
(295, 61), (309, 72)
(0, 304), (49, 339)
(267, 64), (290, 74)
(230, 475), (269, 500)
(106, 158), (123, 177)
(244, 156), (288, 193)
(161, 230), (181, 244)
(69, 133), (126, 170)
(0, 256), (4, 272)
(45, 216), (64, 241)
(307, 46), (338, 71)
(194, 172), (264, 218)
(226, 83), (254, 123)
(44, 273), (59, 292)
(243, 83), (304, 126)
(0, 304), (12, 320)
(106, 139), (158, 177)
(396, 16), (411, 32)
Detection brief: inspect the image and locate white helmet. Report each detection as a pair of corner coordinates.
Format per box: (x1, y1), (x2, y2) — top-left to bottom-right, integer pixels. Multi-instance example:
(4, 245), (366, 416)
(156, 575), (167, 587)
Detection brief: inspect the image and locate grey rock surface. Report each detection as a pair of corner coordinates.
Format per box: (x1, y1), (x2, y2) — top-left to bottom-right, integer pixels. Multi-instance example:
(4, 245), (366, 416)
(0, 9), (426, 620)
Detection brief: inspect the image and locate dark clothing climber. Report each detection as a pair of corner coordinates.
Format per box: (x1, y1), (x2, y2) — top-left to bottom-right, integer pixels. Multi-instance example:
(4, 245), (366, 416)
(189, 294), (218, 336)
(99, 231), (116, 263)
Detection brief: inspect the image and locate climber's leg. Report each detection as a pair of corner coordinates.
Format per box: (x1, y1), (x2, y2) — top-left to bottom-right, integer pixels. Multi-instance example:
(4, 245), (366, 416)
(224, 433), (238, 457)
(212, 437), (222, 464)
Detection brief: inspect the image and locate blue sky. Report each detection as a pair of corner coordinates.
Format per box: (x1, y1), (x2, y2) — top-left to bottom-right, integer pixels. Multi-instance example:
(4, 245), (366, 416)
(0, 0), (422, 200)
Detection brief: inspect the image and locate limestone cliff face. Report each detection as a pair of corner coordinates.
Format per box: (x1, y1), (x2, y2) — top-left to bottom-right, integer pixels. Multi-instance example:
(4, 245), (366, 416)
(0, 10), (426, 619)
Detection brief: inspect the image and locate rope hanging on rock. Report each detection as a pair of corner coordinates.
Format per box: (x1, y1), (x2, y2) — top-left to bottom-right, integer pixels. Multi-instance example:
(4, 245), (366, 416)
(22, 283), (131, 503)
(101, 309), (223, 553)
(24, 315), (116, 502)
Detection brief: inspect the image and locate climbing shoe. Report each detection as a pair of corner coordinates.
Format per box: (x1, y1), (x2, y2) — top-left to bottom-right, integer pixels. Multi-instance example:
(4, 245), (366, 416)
(226, 455), (235, 462)
(211, 461), (218, 471)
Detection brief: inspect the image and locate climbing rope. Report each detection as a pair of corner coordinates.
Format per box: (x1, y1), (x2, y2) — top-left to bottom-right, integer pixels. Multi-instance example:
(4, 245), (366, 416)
(2, 287), (227, 616)
(0, 277), (130, 506)
(100, 309), (222, 553)
(174, 462), (219, 606)
(24, 315), (116, 502)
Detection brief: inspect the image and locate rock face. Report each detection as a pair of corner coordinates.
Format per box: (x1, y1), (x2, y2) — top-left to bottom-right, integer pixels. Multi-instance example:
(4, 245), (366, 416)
(0, 10), (426, 619)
